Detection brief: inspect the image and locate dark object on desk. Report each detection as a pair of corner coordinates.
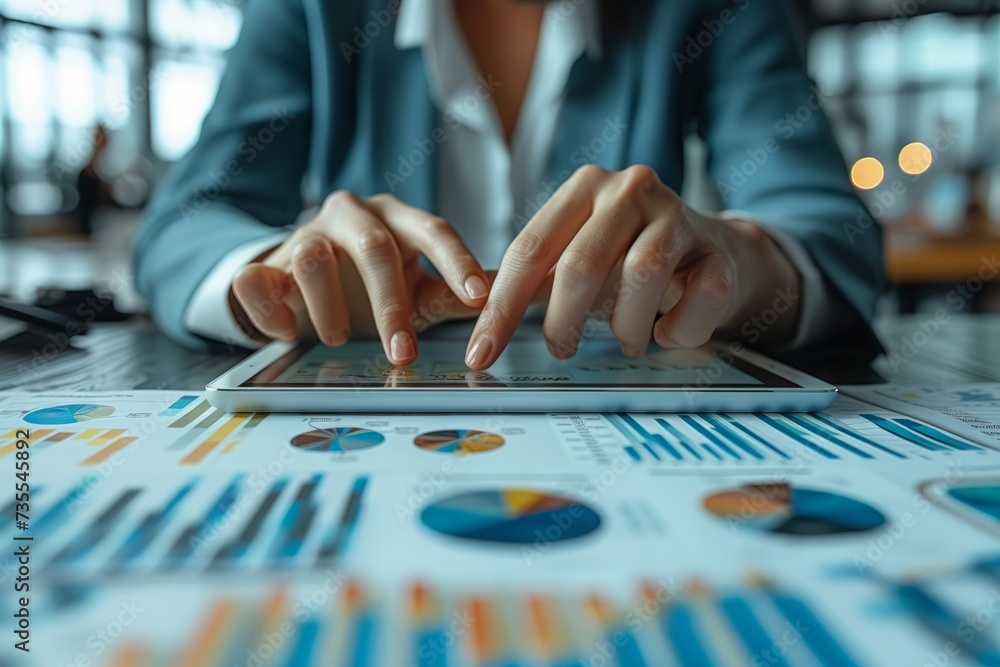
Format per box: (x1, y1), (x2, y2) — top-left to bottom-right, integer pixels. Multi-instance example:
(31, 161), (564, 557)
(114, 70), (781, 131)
(0, 297), (90, 339)
(34, 288), (131, 322)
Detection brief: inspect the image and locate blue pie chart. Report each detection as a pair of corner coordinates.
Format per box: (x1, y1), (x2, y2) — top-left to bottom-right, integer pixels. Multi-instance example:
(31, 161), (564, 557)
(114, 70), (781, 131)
(24, 404), (115, 425)
(420, 489), (602, 544)
(289, 427), (385, 453)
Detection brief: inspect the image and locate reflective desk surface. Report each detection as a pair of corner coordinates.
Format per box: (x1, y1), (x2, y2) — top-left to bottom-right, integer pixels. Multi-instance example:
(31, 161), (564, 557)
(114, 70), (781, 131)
(2, 314), (999, 393)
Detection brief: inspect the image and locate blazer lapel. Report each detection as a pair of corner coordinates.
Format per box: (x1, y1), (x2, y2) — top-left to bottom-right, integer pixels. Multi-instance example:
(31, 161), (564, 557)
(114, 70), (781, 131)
(366, 22), (438, 213)
(549, 41), (638, 185)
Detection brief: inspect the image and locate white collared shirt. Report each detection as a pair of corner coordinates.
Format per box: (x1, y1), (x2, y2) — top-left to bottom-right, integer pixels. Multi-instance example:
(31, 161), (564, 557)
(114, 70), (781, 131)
(184, 0), (829, 349)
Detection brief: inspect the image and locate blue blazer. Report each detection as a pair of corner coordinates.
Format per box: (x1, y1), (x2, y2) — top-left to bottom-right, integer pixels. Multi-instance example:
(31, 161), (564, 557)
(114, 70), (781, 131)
(135, 0), (886, 360)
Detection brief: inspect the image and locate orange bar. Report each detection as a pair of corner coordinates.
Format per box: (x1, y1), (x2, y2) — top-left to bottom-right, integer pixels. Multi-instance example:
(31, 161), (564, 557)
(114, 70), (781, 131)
(90, 428), (126, 447)
(467, 597), (496, 660)
(82, 437), (137, 466)
(181, 414), (248, 465)
(527, 596), (556, 653)
(74, 428), (103, 441)
(108, 643), (149, 667)
(221, 438), (240, 455)
(173, 599), (238, 667)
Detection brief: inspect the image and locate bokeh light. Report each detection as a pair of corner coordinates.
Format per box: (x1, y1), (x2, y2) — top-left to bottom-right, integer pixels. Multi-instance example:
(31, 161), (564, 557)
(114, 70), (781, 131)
(851, 157), (885, 190)
(898, 142), (933, 175)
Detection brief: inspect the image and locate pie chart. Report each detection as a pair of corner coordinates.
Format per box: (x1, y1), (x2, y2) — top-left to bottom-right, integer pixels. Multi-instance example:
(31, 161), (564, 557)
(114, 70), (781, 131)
(948, 484), (1000, 523)
(24, 404), (115, 425)
(413, 430), (505, 455)
(703, 483), (886, 536)
(420, 489), (601, 544)
(289, 427), (385, 453)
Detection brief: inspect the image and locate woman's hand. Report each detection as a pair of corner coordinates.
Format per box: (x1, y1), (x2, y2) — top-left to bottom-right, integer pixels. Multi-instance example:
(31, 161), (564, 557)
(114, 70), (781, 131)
(464, 164), (803, 370)
(231, 192), (491, 365)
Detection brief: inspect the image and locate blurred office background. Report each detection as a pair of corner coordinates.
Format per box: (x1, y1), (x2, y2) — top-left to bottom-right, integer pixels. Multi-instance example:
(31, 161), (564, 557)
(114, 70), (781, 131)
(0, 0), (998, 317)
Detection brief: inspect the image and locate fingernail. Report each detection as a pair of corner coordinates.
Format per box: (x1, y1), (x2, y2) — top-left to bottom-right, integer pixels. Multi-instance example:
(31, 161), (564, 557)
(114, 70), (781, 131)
(464, 275), (488, 300)
(621, 343), (646, 357)
(465, 335), (493, 369)
(547, 341), (575, 360)
(324, 327), (350, 346)
(391, 330), (415, 363)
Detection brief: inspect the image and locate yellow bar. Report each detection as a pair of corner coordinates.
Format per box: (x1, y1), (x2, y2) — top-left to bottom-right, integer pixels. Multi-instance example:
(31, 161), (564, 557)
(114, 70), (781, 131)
(2, 429), (20, 439)
(173, 599), (238, 667)
(181, 415), (248, 465)
(90, 428), (126, 447)
(82, 437), (137, 466)
(0, 430), (53, 458)
(74, 428), (103, 441)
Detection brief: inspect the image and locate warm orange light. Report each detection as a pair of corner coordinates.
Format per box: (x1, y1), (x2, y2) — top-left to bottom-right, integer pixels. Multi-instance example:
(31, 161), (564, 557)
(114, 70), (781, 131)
(898, 142), (933, 176)
(851, 157), (885, 190)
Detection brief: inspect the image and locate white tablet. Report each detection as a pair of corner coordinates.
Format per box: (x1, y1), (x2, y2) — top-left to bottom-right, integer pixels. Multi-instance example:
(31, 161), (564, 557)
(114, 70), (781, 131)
(206, 324), (836, 413)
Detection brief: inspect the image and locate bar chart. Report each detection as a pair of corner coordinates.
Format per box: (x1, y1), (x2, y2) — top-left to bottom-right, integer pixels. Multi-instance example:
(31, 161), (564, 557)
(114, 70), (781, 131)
(39, 472), (371, 578)
(606, 408), (984, 466)
(61, 577), (867, 667)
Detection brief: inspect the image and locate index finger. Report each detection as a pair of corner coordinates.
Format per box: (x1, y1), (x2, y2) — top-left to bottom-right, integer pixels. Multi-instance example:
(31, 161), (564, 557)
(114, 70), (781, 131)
(464, 166), (603, 370)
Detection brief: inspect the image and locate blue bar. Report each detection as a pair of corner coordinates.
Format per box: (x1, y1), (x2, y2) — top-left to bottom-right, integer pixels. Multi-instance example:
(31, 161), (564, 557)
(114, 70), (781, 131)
(621, 414), (681, 461)
(664, 603), (716, 666)
(271, 474), (322, 559)
(756, 415), (837, 459)
(769, 593), (861, 667)
(609, 629), (648, 667)
(701, 415), (765, 460)
(896, 419), (979, 451)
(217, 479), (287, 562)
(52, 489), (141, 565)
(681, 415), (742, 460)
(812, 414), (906, 459)
(34, 482), (90, 538)
(721, 415), (791, 459)
(655, 418), (703, 460)
(284, 619), (321, 666)
(702, 443), (723, 460)
(893, 582), (1000, 665)
(159, 395), (198, 417)
(719, 595), (792, 667)
(113, 481), (197, 564)
(416, 628), (449, 667)
(318, 476), (369, 560)
(349, 613), (377, 667)
(163, 476), (243, 566)
(624, 445), (642, 462)
(860, 415), (948, 452)
(787, 416), (874, 459)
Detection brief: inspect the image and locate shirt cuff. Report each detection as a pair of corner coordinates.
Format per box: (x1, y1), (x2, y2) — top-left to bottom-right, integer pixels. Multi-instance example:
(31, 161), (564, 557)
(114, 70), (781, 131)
(720, 211), (835, 350)
(183, 232), (291, 349)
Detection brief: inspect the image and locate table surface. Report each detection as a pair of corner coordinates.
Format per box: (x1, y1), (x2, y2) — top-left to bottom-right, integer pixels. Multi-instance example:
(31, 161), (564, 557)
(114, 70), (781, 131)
(3, 314), (999, 393)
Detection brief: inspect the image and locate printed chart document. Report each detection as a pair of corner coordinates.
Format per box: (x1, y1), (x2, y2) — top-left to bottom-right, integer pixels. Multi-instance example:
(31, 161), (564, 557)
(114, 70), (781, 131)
(845, 383), (1000, 447)
(5, 389), (1000, 667)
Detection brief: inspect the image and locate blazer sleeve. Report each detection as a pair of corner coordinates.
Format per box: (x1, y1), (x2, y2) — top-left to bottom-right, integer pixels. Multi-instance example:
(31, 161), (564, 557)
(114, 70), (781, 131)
(696, 0), (886, 361)
(133, 0), (314, 349)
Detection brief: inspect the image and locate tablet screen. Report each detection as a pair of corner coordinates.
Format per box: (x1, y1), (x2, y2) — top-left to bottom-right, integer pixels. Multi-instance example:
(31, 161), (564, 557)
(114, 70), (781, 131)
(241, 338), (796, 390)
